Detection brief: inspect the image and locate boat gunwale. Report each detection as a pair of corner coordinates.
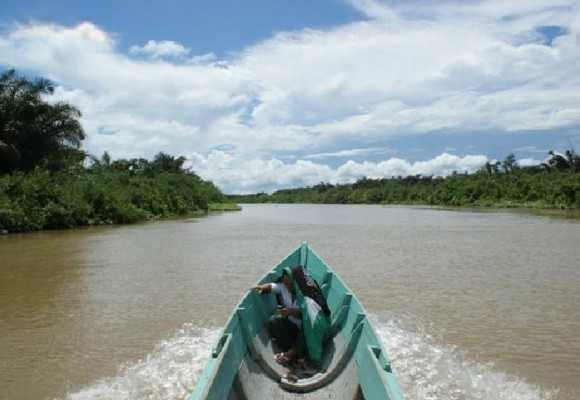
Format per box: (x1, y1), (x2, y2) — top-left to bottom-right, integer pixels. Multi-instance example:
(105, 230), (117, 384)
(189, 242), (405, 400)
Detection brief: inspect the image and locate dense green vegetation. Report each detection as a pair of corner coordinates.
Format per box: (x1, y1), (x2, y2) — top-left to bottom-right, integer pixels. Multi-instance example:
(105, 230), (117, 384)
(0, 154), (231, 233)
(231, 153), (580, 209)
(0, 69), (236, 233)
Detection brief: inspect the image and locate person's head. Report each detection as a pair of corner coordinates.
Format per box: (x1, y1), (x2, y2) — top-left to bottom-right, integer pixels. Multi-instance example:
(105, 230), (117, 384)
(281, 270), (294, 293)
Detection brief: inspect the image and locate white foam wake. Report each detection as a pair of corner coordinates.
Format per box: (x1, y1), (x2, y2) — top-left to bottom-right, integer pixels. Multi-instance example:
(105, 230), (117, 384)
(64, 324), (220, 400)
(64, 318), (559, 400)
(372, 315), (559, 400)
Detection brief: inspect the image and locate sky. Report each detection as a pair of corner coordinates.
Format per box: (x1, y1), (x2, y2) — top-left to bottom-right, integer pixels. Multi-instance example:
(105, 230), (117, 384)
(1, 0), (579, 194)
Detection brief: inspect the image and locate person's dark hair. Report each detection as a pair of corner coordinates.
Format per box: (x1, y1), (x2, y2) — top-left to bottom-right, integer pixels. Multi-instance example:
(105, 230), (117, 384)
(289, 265), (330, 317)
(277, 268), (291, 284)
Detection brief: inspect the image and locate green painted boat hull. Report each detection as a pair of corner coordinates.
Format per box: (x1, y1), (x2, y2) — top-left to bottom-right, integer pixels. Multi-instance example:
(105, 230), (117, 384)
(189, 243), (405, 400)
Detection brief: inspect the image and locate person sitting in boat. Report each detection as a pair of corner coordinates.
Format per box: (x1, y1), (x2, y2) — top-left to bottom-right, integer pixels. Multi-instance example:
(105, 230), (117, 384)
(250, 265), (331, 368)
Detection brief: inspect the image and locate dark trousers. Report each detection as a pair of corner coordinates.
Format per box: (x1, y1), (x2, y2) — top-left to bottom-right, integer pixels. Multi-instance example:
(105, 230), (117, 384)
(268, 314), (305, 356)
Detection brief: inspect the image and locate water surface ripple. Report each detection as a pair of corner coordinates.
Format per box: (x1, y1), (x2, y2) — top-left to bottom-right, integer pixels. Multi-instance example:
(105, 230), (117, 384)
(1, 204), (578, 399)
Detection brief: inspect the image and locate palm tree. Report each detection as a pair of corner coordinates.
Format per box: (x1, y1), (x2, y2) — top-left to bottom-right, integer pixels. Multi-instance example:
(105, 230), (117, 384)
(564, 149), (580, 172)
(502, 153), (518, 173)
(151, 152), (187, 173)
(0, 69), (85, 173)
(547, 150), (570, 171)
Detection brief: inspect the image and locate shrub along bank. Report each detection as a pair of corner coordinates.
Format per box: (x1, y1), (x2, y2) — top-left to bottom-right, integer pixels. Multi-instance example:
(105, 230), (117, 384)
(0, 166), (233, 233)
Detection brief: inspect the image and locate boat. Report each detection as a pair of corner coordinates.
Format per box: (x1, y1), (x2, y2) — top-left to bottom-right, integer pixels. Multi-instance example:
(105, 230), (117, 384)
(189, 242), (405, 400)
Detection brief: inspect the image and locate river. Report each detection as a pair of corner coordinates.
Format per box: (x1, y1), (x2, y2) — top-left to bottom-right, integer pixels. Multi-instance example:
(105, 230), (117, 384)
(1, 204), (579, 400)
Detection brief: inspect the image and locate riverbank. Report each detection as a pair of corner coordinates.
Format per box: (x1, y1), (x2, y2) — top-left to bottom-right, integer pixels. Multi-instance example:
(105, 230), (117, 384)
(0, 168), (240, 234)
(208, 202), (242, 211)
(230, 169), (579, 210)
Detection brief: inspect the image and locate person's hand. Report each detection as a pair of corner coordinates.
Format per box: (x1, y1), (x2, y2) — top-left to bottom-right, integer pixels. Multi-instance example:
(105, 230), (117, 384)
(249, 285), (262, 293)
(279, 307), (295, 317)
(279, 307), (289, 317)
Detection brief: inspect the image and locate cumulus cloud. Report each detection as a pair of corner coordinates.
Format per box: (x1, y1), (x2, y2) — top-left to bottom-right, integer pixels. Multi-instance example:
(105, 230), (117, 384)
(188, 151), (488, 193)
(129, 40), (190, 59)
(0, 1), (579, 193)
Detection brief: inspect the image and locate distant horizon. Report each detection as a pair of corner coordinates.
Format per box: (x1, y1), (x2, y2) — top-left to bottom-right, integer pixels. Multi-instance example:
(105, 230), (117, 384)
(2, 0), (579, 193)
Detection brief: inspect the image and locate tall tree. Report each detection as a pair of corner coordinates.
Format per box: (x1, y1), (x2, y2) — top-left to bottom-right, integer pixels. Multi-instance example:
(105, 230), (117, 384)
(564, 149), (580, 172)
(502, 153), (518, 173)
(0, 69), (85, 173)
(151, 152), (187, 173)
(547, 150), (570, 171)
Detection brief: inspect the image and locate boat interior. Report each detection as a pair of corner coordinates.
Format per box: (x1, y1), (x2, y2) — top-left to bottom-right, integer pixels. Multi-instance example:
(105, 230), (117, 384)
(191, 244), (403, 400)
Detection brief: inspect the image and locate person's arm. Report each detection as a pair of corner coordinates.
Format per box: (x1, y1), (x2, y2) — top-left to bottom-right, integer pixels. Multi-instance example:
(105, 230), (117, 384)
(279, 307), (301, 317)
(249, 283), (274, 294)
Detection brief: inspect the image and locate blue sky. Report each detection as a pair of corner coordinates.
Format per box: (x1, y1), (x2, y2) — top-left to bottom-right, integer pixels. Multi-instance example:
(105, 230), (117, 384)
(1, 0), (579, 193)
(1, 0), (361, 57)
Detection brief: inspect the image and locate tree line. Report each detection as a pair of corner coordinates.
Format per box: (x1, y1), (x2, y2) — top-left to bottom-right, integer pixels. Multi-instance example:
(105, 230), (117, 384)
(231, 151), (580, 209)
(0, 69), (236, 233)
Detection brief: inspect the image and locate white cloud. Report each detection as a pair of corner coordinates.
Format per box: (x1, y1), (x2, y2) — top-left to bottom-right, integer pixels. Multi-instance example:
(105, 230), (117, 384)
(0, 1), (579, 192)
(189, 151), (488, 193)
(305, 147), (394, 159)
(129, 40), (190, 59)
(519, 157), (544, 167)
